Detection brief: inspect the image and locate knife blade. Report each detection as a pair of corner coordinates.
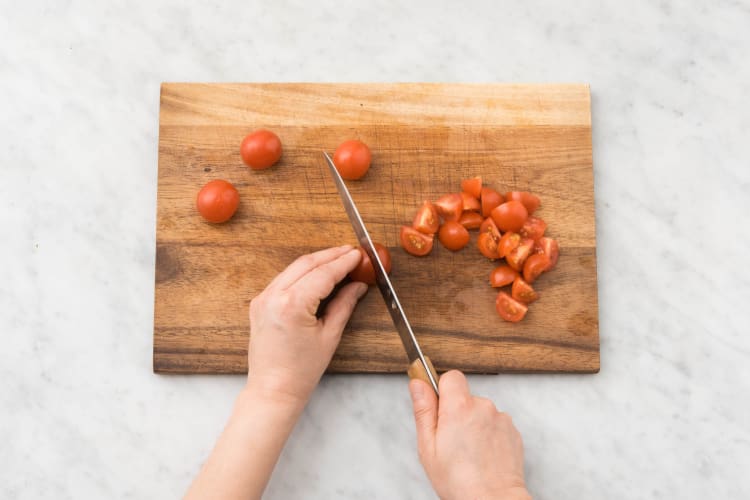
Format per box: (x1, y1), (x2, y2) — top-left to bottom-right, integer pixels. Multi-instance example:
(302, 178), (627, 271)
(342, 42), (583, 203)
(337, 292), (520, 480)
(322, 152), (439, 395)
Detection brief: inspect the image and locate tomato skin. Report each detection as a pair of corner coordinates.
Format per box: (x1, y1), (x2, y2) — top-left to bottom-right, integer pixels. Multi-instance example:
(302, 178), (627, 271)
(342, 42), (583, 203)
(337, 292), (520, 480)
(535, 237), (559, 270)
(438, 221), (470, 251)
(506, 238), (535, 271)
(412, 201), (440, 234)
(240, 129), (282, 170)
(511, 277), (538, 304)
(505, 191), (541, 214)
(480, 187), (504, 217)
(333, 140), (372, 180)
(522, 253), (550, 283)
(520, 216), (547, 240)
(498, 231), (521, 258)
(495, 291), (528, 322)
(491, 201), (528, 232)
(196, 180), (239, 223)
(458, 211), (484, 230)
(461, 192), (481, 212)
(400, 226), (434, 256)
(434, 193), (463, 222)
(461, 176), (482, 199)
(489, 265), (519, 287)
(349, 243), (392, 285)
(479, 216), (499, 235)
(477, 231), (500, 259)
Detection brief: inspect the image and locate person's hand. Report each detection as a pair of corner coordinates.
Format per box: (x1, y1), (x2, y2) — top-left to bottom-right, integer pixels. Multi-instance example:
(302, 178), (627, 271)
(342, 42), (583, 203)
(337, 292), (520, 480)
(247, 245), (368, 407)
(409, 371), (531, 500)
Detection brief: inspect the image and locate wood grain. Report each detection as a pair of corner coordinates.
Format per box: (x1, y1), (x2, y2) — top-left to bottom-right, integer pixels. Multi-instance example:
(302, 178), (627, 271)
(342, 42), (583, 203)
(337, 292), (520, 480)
(154, 83), (599, 374)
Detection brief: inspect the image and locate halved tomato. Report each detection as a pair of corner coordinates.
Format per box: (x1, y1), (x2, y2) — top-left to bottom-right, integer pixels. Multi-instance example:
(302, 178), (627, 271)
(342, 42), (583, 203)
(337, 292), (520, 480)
(491, 201), (528, 232)
(458, 211), (484, 230)
(522, 253), (550, 283)
(461, 192), (481, 212)
(496, 291), (528, 322)
(498, 231), (520, 258)
(535, 237), (559, 270)
(519, 216), (547, 240)
(505, 191), (541, 214)
(438, 221), (470, 251)
(412, 201), (439, 234)
(400, 226), (434, 256)
(489, 265), (518, 287)
(434, 193), (463, 222)
(506, 238), (535, 271)
(461, 176), (482, 199)
(511, 277), (538, 304)
(480, 187), (504, 217)
(477, 231), (501, 259)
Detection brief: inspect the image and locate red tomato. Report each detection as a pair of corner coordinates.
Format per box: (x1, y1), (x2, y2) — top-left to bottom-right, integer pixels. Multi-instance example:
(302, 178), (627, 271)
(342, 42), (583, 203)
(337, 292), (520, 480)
(477, 231), (500, 259)
(240, 129), (282, 170)
(511, 277), (538, 304)
(438, 221), (470, 251)
(480, 187), (504, 217)
(461, 192), (481, 212)
(505, 191), (541, 214)
(496, 291), (528, 322)
(520, 216), (547, 240)
(434, 193), (463, 222)
(413, 201), (439, 234)
(489, 265), (518, 287)
(479, 216), (500, 235)
(196, 180), (239, 223)
(523, 253), (550, 283)
(535, 237), (560, 270)
(458, 211), (484, 230)
(491, 201), (528, 232)
(400, 226), (434, 256)
(461, 176), (482, 199)
(498, 231), (520, 258)
(506, 238), (535, 271)
(349, 243), (392, 285)
(333, 140), (372, 180)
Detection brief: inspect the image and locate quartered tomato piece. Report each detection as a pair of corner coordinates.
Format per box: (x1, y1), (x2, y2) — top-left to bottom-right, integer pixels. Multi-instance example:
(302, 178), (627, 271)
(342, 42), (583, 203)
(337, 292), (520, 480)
(498, 231), (521, 258)
(522, 253), (550, 283)
(477, 231), (501, 259)
(535, 237), (559, 270)
(461, 176), (482, 199)
(458, 211), (484, 230)
(511, 276), (539, 304)
(400, 226), (434, 256)
(479, 216), (499, 235)
(491, 201), (528, 232)
(434, 193), (463, 222)
(480, 187), (504, 218)
(519, 216), (547, 240)
(506, 238), (535, 271)
(505, 191), (541, 214)
(496, 291), (528, 322)
(412, 201), (440, 234)
(349, 243), (392, 285)
(438, 221), (470, 251)
(489, 265), (519, 288)
(460, 192), (481, 212)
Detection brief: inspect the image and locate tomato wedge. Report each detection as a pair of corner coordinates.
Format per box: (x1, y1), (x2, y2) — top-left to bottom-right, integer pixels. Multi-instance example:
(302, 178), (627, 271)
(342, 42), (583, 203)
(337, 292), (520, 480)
(519, 216), (547, 240)
(506, 238), (535, 271)
(522, 253), (550, 283)
(477, 231), (501, 259)
(458, 211), (484, 230)
(439, 221), (470, 251)
(349, 243), (392, 285)
(535, 237), (559, 270)
(491, 201), (528, 233)
(480, 187), (504, 217)
(496, 291), (528, 322)
(434, 193), (463, 222)
(461, 192), (481, 212)
(461, 176), (482, 199)
(479, 216), (499, 235)
(511, 277), (538, 304)
(412, 201), (439, 234)
(505, 191), (541, 214)
(400, 226), (434, 256)
(498, 231), (520, 258)
(489, 265), (518, 287)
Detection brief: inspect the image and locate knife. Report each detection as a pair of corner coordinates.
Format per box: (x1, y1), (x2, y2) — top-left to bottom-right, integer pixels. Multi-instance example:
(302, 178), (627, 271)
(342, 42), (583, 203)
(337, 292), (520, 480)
(322, 152), (440, 395)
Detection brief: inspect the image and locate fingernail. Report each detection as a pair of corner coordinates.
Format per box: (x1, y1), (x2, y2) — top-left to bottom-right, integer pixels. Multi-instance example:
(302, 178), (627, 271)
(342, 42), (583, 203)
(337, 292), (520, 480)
(410, 381), (425, 402)
(340, 244), (355, 250)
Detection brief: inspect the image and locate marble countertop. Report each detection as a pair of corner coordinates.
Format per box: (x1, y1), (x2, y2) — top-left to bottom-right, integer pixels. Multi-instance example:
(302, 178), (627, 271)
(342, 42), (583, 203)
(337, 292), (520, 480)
(3, 1), (749, 498)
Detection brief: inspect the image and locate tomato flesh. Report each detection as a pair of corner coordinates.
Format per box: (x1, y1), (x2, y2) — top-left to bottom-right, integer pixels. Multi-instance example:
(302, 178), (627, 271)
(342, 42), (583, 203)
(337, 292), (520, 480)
(480, 187), (504, 217)
(535, 237), (559, 270)
(413, 201), (440, 234)
(461, 192), (481, 212)
(511, 277), (538, 304)
(496, 291), (528, 322)
(522, 253), (550, 284)
(461, 176), (482, 199)
(505, 191), (541, 214)
(196, 180), (239, 223)
(458, 211), (484, 230)
(477, 231), (500, 259)
(349, 243), (392, 285)
(498, 231), (520, 258)
(506, 238), (535, 271)
(333, 140), (372, 180)
(438, 221), (470, 251)
(434, 193), (463, 222)
(489, 265), (518, 287)
(240, 129), (283, 170)
(399, 226), (434, 256)
(491, 201), (528, 233)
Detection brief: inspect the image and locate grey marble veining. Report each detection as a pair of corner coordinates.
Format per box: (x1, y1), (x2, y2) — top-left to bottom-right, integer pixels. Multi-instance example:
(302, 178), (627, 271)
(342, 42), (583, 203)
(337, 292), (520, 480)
(2, 0), (749, 498)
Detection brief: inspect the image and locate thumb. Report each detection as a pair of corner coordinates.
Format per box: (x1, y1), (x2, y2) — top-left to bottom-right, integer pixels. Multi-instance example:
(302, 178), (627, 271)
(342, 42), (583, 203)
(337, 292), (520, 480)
(409, 378), (438, 463)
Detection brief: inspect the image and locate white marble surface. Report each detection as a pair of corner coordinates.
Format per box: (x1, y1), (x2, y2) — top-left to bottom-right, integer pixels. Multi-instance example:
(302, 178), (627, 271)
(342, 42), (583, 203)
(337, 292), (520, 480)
(2, 0), (749, 498)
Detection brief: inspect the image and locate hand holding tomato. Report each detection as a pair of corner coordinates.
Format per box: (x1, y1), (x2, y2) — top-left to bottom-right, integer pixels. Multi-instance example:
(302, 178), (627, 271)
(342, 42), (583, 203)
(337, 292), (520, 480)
(247, 246), (368, 405)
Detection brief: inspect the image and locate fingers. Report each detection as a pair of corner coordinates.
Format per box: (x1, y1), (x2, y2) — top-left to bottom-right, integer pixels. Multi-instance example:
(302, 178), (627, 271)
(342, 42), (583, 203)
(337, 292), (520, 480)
(409, 378), (438, 464)
(267, 245), (355, 291)
(321, 281), (369, 338)
(437, 370), (471, 413)
(293, 248), (363, 304)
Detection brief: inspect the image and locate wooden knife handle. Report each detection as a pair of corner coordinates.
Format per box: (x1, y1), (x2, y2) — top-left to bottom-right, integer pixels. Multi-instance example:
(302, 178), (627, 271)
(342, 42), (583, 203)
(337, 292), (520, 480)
(407, 356), (439, 391)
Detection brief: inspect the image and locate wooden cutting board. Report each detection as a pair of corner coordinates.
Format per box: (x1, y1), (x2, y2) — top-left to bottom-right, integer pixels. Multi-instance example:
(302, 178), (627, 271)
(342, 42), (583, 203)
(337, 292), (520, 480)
(154, 83), (599, 374)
